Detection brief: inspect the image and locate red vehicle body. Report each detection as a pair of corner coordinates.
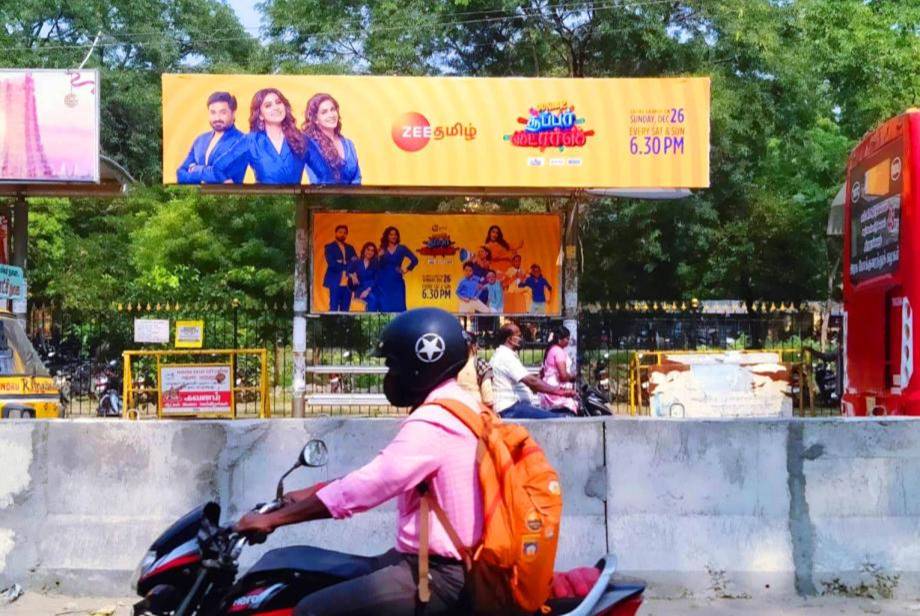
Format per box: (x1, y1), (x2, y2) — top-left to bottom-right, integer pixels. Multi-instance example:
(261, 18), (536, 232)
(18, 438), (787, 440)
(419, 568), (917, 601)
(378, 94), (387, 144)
(843, 109), (920, 415)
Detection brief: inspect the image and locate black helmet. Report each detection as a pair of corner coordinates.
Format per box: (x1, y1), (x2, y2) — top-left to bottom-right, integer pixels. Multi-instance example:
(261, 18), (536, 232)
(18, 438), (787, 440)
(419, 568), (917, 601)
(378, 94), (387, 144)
(375, 308), (467, 407)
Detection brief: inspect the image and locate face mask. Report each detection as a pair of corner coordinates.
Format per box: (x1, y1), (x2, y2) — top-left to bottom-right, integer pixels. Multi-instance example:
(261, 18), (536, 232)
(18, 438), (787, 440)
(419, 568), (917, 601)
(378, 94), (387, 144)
(384, 372), (425, 408)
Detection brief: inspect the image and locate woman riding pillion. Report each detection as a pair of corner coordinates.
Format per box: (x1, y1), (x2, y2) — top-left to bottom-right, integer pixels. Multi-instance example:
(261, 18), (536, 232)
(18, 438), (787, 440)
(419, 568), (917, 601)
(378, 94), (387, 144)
(235, 308), (484, 615)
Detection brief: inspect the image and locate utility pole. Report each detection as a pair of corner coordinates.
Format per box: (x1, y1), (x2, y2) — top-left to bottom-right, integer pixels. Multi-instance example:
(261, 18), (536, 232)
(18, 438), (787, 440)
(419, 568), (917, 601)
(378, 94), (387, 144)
(12, 196), (28, 326)
(0, 200), (10, 313)
(291, 194), (309, 418)
(561, 197), (582, 371)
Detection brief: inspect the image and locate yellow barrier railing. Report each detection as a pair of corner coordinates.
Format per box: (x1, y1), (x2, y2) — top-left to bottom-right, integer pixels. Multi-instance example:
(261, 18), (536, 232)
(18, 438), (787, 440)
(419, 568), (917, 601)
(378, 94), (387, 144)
(627, 348), (806, 416)
(122, 349), (270, 420)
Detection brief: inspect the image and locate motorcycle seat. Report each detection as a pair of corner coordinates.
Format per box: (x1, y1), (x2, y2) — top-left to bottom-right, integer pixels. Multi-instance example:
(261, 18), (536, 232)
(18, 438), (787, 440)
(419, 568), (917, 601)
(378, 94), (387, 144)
(543, 583), (645, 616)
(542, 559), (645, 616)
(243, 545), (377, 581)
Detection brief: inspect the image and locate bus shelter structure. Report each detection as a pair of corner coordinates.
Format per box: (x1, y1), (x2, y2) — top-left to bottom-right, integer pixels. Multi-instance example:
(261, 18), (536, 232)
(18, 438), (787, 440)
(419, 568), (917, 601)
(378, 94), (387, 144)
(0, 155), (134, 318)
(202, 184), (690, 417)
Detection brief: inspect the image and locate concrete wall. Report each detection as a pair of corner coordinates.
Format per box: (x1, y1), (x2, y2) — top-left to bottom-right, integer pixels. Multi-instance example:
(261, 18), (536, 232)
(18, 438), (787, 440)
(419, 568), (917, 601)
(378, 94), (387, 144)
(0, 417), (918, 600)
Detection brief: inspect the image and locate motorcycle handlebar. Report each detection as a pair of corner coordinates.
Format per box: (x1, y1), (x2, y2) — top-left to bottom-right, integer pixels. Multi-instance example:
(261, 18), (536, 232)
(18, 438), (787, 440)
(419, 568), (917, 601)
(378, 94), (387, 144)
(228, 499), (284, 548)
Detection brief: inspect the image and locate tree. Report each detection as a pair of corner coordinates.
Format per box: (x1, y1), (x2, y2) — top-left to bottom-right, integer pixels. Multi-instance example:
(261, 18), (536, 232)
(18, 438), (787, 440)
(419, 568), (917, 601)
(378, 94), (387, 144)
(0, 0), (258, 181)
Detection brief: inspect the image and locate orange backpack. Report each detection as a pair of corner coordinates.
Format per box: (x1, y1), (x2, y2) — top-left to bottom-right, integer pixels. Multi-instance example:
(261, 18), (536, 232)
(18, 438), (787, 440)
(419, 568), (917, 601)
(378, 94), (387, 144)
(417, 398), (563, 615)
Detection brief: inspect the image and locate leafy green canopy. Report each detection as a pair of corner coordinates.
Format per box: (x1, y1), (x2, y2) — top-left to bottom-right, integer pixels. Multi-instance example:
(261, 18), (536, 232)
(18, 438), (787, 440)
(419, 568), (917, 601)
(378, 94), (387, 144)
(4, 0), (920, 322)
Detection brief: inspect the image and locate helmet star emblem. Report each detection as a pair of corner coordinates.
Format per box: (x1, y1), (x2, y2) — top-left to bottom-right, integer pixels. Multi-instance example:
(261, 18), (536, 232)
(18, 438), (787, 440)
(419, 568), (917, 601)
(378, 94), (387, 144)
(415, 333), (446, 363)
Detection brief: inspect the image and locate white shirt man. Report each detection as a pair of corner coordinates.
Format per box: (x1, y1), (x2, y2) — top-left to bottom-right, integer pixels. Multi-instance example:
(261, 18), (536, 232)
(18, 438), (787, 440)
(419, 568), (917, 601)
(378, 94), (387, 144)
(489, 323), (576, 418)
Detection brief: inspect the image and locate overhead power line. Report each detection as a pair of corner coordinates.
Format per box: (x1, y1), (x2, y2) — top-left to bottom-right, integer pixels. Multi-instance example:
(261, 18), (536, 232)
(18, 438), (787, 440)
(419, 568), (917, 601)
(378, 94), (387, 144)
(0, 0), (696, 54)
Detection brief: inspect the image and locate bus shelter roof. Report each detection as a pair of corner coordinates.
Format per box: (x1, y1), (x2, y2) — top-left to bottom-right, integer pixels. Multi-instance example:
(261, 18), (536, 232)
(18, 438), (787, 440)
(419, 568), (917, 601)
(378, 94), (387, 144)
(0, 155), (134, 198)
(199, 184), (693, 200)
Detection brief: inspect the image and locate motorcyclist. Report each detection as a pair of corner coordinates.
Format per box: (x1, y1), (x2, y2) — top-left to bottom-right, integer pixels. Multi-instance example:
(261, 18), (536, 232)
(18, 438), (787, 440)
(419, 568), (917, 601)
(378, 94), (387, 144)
(236, 308), (482, 615)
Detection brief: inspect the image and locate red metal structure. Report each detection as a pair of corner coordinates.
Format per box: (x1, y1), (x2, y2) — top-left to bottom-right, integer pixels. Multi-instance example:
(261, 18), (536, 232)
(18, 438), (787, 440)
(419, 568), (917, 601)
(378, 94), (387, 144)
(843, 109), (919, 415)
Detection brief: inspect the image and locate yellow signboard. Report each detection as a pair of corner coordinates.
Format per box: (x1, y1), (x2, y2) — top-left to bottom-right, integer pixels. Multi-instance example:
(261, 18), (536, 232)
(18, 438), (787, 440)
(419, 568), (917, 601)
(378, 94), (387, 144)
(162, 74), (709, 189)
(312, 212), (561, 315)
(175, 320), (204, 349)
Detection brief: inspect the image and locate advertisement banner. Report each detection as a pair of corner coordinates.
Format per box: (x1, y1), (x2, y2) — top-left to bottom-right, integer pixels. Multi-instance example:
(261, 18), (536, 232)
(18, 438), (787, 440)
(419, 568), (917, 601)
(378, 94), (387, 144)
(311, 212), (561, 315)
(162, 74), (709, 189)
(848, 138), (903, 283)
(0, 265), (25, 301)
(160, 364), (231, 416)
(0, 69), (99, 183)
(646, 352), (793, 418)
(175, 320), (205, 348)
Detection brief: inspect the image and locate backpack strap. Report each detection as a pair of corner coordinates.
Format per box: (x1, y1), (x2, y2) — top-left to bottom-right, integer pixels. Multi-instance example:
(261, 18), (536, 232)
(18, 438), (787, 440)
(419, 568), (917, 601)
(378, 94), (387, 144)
(416, 483), (473, 605)
(418, 489), (432, 603)
(415, 399), (486, 604)
(429, 397), (491, 439)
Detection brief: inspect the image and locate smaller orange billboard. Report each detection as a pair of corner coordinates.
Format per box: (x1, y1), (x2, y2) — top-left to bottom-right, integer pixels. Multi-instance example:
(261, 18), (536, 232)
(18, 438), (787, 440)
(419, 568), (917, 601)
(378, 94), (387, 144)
(312, 212), (562, 315)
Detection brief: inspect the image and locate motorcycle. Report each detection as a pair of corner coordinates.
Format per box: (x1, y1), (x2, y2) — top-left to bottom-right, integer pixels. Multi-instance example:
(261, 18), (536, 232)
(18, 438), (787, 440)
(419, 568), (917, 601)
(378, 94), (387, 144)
(95, 359), (123, 418)
(133, 366), (158, 408)
(806, 347), (840, 408)
(131, 440), (644, 616)
(579, 354), (612, 417)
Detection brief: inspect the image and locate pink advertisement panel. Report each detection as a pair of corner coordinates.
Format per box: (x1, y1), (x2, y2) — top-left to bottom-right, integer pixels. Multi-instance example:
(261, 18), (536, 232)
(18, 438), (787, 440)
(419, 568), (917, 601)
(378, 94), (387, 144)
(0, 69), (99, 183)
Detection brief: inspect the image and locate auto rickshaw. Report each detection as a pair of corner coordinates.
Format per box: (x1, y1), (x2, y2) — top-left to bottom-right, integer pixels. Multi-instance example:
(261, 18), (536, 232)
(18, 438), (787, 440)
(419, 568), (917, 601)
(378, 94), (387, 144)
(0, 310), (62, 419)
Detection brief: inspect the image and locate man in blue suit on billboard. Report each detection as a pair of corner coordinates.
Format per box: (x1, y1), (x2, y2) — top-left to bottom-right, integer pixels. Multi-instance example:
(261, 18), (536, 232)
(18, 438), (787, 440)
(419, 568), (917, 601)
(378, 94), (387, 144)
(177, 92), (248, 184)
(323, 224), (358, 311)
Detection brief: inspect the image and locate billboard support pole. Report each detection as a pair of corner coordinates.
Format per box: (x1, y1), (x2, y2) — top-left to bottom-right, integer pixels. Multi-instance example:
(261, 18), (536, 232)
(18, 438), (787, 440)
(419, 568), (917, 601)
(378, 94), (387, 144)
(12, 195), (27, 326)
(563, 196), (581, 375)
(292, 193), (309, 418)
(0, 200), (10, 313)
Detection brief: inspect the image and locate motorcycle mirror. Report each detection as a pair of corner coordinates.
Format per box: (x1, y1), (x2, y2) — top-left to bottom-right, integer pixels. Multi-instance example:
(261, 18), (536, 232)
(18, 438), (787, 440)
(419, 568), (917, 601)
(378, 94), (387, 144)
(275, 439), (328, 501)
(300, 439), (329, 468)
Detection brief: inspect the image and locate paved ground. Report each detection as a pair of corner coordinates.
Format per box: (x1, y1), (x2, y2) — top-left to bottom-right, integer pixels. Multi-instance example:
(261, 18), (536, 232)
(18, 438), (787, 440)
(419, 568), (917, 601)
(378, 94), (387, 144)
(2, 594), (920, 615)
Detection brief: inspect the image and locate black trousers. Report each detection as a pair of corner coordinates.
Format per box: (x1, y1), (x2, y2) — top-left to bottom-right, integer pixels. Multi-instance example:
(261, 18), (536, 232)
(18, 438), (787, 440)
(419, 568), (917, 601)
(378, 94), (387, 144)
(293, 549), (467, 616)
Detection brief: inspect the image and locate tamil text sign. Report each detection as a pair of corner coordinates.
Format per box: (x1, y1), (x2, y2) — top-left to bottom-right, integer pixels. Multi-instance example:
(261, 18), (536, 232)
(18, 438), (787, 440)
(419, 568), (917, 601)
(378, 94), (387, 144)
(312, 212), (561, 315)
(175, 320), (205, 348)
(0, 265), (25, 301)
(160, 365), (231, 416)
(162, 74), (709, 189)
(849, 137), (903, 283)
(134, 319), (170, 344)
(0, 69), (99, 183)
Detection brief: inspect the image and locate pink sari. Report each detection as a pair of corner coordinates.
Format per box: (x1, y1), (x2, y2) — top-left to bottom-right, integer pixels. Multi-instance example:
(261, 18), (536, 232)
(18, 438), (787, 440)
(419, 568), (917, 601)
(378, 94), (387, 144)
(539, 345), (578, 412)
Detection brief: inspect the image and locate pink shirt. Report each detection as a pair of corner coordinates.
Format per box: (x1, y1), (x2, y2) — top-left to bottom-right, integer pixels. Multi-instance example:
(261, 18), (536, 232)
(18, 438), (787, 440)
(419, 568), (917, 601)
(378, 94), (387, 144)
(316, 379), (483, 560)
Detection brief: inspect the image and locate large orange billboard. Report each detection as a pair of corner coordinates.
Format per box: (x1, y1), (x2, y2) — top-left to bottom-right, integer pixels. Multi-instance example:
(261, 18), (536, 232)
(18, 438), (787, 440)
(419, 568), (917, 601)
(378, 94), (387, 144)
(162, 74), (709, 189)
(311, 212), (561, 315)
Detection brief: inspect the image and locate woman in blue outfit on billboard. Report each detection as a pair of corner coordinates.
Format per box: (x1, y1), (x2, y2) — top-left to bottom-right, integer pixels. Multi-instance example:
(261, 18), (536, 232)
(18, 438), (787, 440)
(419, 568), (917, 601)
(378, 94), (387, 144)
(376, 226), (418, 312)
(215, 88), (306, 184)
(302, 93), (361, 185)
(348, 241), (380, 312)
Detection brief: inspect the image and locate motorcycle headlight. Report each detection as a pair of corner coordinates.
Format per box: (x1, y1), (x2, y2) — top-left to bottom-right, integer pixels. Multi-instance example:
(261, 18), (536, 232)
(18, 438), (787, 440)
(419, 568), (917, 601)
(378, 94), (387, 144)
(131, 550), (157, 592)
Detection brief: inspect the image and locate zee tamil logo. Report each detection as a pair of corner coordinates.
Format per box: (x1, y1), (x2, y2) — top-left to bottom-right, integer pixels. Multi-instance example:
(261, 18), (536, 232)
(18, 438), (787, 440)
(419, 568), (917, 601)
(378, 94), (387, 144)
(391, 112), (477, 152)
(504, 101), (595, 151)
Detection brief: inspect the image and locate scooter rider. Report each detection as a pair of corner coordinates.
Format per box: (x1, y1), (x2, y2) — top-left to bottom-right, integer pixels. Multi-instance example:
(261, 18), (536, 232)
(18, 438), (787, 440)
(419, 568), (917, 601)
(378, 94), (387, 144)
(236, 308), (483, 615)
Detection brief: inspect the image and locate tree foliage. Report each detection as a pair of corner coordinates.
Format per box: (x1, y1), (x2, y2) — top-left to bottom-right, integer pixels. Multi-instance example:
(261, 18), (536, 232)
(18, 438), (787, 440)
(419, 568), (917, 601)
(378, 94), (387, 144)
(4, 0), (920, 322)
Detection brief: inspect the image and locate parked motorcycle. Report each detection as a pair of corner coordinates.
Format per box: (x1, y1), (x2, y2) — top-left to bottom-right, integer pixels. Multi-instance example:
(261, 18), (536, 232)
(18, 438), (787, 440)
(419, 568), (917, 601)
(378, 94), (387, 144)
(808, 347), (840, 408)
(580, 354), (613, 417)
(131, 440), (644, 616)
(95, 359), (123, 418)
(133, 366), (158, 408)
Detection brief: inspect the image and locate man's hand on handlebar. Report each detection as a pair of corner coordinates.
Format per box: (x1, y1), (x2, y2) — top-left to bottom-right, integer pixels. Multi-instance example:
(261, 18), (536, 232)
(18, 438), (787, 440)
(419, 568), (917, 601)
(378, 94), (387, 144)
(235, 482), (334, 540)
(235, 512), (275, 537)
(281, 481), (328, 507)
